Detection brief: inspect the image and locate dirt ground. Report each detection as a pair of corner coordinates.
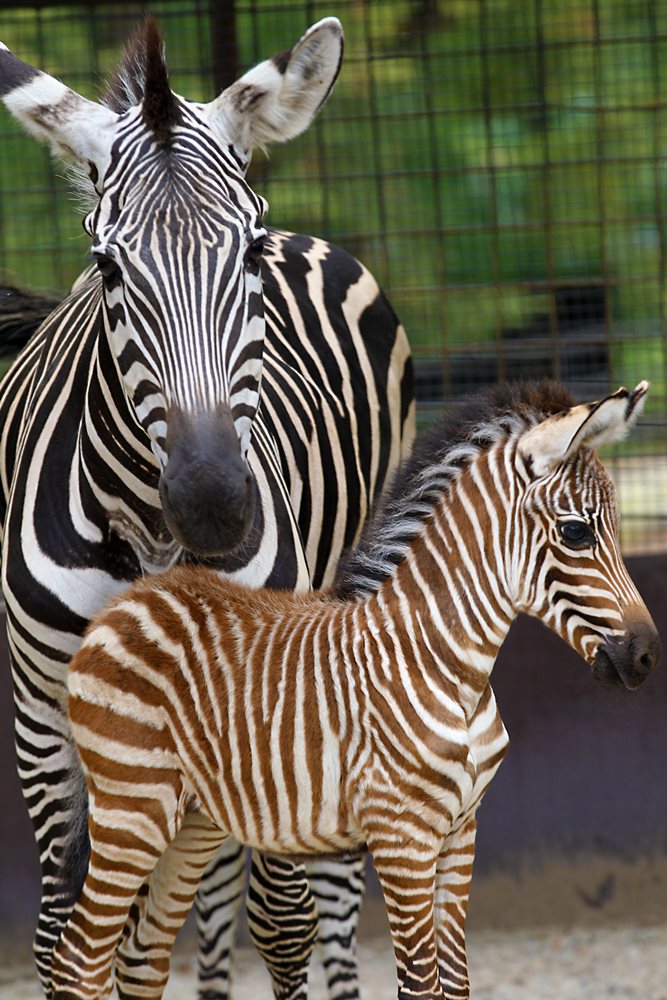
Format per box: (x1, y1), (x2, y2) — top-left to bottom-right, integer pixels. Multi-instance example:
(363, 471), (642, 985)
(2, 900), (667, 1000)
(170, 922), (667, 999)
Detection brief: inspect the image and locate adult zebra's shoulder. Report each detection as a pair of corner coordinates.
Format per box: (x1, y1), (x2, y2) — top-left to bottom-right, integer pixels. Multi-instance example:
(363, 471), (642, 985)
(257, 226), (414, 587)
(56, 379), (659, 1000)
(0, 17), (414, 1000)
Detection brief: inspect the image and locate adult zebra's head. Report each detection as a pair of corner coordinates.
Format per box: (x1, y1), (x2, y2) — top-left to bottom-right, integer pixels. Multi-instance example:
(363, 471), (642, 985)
(0, 17), (343, 555)
(516, 381), (660, 689)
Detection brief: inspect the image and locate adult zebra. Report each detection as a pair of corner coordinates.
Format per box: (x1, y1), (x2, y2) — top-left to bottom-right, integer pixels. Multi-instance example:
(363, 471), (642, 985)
(0, 18), (414, 1000)
(54, 379), (660, 1000)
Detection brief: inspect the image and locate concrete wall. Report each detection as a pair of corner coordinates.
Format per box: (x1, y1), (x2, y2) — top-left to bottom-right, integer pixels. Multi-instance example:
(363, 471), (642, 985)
(1, 554), (666, 934)
(470, 552), (667, 927)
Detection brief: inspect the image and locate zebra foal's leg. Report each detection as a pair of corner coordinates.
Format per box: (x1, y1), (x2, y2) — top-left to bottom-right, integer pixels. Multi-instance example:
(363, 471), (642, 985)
(246, 851), (319, 1000)
(434, 819), (477, 1000)
(368, 836), (443, 1000)
(114, 813), (227, 1000)
(306, 854), (365, 1000)
(194, 838), (246, 999)
(51, 789), (171, 1000)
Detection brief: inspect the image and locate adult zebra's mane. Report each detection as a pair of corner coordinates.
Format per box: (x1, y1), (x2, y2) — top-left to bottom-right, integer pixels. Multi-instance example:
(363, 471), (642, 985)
(68, 18), (183, 209)
(335, 379), (575, 599)
(103, 16), (180, 138)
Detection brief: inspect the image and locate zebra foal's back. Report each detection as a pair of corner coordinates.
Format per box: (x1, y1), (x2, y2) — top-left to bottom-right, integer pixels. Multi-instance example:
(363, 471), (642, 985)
(72, 571), (357, 855)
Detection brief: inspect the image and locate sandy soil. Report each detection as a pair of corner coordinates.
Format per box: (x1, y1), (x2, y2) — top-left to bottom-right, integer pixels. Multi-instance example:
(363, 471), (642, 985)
(2, 914), (667, 999)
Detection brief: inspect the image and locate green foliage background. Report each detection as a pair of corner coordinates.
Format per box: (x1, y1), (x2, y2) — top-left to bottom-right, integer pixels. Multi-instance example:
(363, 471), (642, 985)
(0, 0), (665, 545)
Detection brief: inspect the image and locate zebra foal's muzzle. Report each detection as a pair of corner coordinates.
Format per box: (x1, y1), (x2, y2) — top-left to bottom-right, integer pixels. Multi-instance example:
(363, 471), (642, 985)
(159, 404), (255, 556)
(592, 618), (661, 691)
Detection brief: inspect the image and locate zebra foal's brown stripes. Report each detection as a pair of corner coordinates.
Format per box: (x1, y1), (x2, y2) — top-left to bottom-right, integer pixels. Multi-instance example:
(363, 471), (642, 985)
(55, 380), (659, 1000)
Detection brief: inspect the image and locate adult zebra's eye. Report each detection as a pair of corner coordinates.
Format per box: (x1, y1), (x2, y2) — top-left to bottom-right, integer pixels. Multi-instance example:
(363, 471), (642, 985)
(558, 520), (595, 549)
(94, 253), (121, 285)
(245, 237), (265, 274)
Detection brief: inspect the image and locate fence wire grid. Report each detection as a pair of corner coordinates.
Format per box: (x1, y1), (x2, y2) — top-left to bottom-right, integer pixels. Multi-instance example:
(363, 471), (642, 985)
(0, 0), (665, 553)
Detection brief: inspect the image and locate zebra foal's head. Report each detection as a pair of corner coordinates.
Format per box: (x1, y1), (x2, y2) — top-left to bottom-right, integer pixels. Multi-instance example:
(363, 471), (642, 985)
(0, 17), (343, 555)
(339, 378), (659, 691)
(515, 380), (660, 689)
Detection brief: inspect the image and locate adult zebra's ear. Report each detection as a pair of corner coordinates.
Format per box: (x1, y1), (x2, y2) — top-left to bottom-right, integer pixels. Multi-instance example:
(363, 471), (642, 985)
(205, 17), (344, 153)
(519, 381), (649, 478)
(0, 42), (117, 168)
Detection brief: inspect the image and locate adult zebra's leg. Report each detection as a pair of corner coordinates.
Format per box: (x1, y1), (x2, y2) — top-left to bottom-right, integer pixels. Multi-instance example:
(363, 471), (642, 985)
(194, 838), (247, 1000)
(11, 681), (84, 994)
(306, 854), (365, 1000)
(434, 819), (477, 1000)
(246, 851), (319, 1000)
(114, 813), (227, 1000)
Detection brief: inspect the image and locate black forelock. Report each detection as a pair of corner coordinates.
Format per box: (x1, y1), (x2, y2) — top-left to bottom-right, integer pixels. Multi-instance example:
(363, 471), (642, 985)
(334, 379), (575, 598)
(103, 16), (181, 142)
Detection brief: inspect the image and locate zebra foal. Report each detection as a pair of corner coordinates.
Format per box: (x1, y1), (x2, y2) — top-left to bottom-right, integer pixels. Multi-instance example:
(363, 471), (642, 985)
(54, 380), (659, 1000)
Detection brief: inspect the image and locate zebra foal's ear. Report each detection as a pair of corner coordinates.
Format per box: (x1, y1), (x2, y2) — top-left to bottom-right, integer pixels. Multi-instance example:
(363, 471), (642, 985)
(0, 42), (117, 167)
(205, 17), (343, 153)
(519, 381), (649, 477)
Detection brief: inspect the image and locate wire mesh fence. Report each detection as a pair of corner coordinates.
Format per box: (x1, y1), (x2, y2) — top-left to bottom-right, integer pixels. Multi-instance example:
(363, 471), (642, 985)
(0, 0), (665, 553)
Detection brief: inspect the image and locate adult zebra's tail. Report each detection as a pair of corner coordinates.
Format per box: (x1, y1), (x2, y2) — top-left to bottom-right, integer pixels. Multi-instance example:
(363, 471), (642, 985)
(0, 285), (58, 355)
(58, 752), (90, 915)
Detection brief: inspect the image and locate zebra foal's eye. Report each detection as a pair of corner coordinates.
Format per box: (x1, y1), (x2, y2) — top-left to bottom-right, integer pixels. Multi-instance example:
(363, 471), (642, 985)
(558, 519), (595, 549)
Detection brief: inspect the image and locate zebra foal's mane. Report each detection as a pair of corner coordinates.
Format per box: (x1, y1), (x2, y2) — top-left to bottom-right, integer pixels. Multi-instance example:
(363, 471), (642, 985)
(335, 379), (575, 598)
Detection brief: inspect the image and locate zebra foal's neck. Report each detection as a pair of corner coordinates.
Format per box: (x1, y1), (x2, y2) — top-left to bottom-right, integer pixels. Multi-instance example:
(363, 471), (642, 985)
(342, 403), (526, 700)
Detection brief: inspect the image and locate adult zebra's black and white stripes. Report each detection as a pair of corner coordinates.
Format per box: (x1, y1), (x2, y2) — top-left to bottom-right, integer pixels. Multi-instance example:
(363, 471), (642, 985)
(0, 228), (414, 588)
(54, 379), (659, 1000)
(0, 18), (415, 1000)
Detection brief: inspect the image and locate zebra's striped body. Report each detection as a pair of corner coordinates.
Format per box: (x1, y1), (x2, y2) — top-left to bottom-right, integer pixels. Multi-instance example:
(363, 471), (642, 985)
(55, 380), (659, 1000)
(0, 19), (414, 1000)
(0, 232), (412, 590)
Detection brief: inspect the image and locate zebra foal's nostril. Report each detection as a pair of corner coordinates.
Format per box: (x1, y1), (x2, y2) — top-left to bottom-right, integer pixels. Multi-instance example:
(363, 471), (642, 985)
(592, 624), (660, 690)
(634, 630), (661, 674)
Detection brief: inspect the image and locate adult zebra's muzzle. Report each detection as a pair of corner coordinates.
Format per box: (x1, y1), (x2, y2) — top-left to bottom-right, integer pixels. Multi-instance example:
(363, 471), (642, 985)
(160, 404), (255, 557)
(592, 620), (661, 690)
